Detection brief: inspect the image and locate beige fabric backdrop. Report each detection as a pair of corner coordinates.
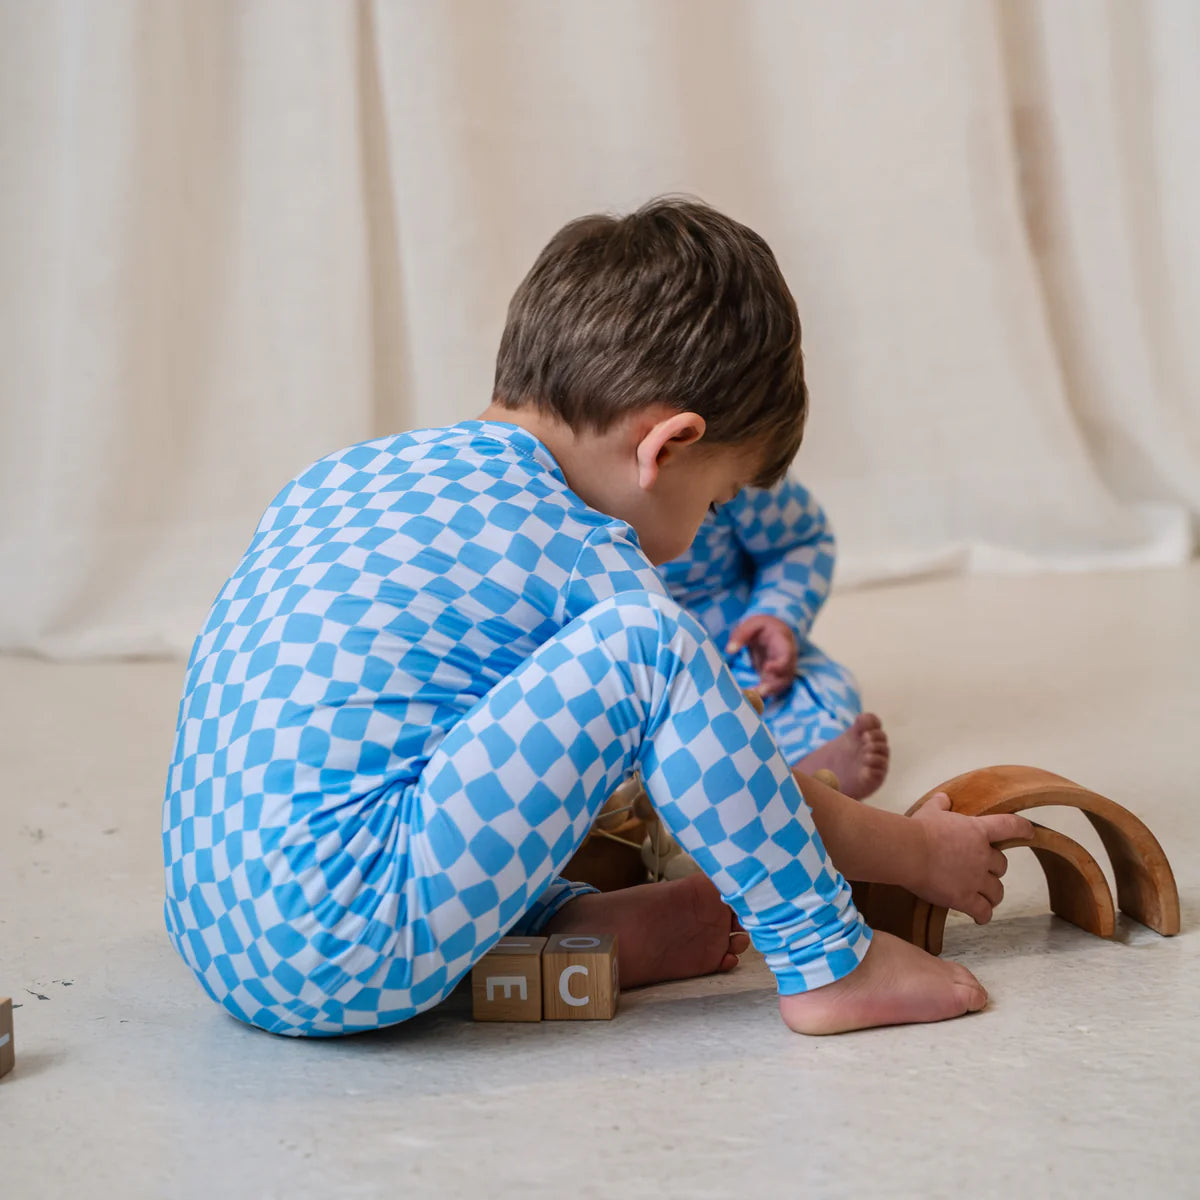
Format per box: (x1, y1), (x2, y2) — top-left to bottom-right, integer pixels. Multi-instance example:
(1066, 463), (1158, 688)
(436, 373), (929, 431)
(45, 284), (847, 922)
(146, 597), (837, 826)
(1, 0), (1196, 658)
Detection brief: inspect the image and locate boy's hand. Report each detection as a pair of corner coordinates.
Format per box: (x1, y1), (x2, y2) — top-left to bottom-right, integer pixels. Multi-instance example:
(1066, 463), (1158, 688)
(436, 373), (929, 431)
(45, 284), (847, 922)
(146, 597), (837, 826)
(726, 615), (798, 698)
(909, 794), (1035, 924)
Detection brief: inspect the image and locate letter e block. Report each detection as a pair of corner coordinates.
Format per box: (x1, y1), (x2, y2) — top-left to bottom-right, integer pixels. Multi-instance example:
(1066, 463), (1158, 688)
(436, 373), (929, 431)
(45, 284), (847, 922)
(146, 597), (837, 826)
(0, 997), (13, 1079)
(542, 934), (619, 1020)
(471, 937), (547, 1022)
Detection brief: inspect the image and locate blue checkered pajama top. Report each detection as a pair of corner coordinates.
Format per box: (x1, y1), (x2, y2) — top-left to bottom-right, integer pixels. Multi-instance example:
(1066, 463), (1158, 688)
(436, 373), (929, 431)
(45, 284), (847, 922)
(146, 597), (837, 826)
(164, 421), (869, 1035)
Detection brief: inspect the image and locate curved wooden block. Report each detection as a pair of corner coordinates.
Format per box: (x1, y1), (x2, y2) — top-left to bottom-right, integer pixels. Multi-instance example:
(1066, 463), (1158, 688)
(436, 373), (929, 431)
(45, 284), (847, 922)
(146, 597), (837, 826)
(919, 821), (1118, 955)
(850, 880), (931, 948)
(908, 765), (1179, 938)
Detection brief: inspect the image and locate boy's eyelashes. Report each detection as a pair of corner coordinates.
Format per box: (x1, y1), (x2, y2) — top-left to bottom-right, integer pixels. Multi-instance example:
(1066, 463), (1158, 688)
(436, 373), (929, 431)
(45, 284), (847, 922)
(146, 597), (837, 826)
(710, 483), (744, 513)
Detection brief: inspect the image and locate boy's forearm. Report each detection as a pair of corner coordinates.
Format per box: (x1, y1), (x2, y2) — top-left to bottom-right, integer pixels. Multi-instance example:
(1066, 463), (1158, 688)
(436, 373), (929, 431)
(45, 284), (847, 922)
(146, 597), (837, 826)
(793, 770), (926, 892)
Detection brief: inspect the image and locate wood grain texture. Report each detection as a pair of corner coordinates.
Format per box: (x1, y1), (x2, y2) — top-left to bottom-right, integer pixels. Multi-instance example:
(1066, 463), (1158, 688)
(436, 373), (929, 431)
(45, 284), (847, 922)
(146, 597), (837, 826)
(0, 997), (13, 1079)
(920, 821), (1118, 956)
(541, 934), (619, 1021)
(861, 765), (1179, 954)
(471, 937), (547, 1022)
(907, 765), (1179, 938)
(563, 831), (648, 892)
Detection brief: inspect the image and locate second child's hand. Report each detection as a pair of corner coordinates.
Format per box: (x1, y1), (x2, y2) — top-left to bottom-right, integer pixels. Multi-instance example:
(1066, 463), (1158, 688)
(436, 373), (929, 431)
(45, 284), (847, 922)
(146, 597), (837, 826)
(726, 614), (798, 697)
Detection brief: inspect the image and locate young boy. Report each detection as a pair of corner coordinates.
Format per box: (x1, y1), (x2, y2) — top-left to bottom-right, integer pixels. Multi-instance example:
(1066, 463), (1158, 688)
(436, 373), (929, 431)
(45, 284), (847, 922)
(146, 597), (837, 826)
(660, 479), (889, 800)
(163, 198), (1029, 1039)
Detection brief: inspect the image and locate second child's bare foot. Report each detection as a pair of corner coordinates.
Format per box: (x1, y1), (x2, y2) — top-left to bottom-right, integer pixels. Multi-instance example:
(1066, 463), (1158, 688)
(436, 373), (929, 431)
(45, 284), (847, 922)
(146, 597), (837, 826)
(795, 713), (890, 800)
(542, 874), (750, 989)
(778, 931), (987, 1035)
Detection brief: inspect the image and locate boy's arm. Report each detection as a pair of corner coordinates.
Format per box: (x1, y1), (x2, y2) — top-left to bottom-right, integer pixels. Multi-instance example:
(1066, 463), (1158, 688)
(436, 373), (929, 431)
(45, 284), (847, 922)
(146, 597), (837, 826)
(562, 521), (673, 618)
(729, 478), (836, 642)
(796, 771), (1035, 924)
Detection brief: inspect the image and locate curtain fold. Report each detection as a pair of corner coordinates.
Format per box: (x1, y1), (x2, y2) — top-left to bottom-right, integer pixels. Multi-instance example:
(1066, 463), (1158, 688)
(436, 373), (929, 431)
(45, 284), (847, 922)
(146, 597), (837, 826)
(0, 0), (1195, 658)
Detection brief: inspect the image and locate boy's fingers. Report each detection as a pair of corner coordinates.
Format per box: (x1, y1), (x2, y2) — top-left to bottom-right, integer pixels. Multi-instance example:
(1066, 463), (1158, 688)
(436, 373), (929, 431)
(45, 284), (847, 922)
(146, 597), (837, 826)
(726, 616), (769, 652)
(964, 894), (993, 925)
(989, 849), (1008, 877)
(924, 792), (951, 813)
(768, 636), (795, 667)
(727, 630), (761, 656)
(979, 813), (1036, 845)
(726, 628), (751, 654)
(980, 875), (1004, 907)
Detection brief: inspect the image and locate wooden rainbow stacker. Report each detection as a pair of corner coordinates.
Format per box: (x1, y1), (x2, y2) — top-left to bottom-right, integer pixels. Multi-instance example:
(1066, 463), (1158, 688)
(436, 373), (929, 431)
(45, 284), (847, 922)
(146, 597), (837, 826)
(849, 765), (1180, 952)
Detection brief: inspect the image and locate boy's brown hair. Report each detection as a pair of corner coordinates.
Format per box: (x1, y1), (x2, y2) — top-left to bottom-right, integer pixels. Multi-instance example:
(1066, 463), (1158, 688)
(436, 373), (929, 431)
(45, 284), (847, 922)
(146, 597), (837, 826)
(492, 197), (808, 488)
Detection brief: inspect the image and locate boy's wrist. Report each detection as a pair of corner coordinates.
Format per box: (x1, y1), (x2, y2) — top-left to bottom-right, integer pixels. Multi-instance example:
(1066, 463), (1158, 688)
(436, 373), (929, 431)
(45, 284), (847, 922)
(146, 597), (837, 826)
(798, 773), (929, 892)
(891, 816), (932, 897)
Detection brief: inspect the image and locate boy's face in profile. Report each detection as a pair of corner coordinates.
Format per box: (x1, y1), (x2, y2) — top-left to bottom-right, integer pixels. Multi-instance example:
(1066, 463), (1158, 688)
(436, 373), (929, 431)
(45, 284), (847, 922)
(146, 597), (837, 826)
(627, 435), (764, 566)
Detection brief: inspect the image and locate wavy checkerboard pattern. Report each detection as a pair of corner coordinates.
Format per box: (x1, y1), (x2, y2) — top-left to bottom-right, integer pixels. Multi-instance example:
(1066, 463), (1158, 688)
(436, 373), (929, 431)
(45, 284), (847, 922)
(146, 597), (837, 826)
(164, 422), (867, 1035)
(660, 479), (861, 759)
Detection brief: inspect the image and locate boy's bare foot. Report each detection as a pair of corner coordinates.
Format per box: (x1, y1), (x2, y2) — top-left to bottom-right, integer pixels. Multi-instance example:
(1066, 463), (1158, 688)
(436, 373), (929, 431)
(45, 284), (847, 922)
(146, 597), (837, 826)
(794, 713), (889, 800)
(542, 874), (750, 989)
(778, 930), (986, 1035)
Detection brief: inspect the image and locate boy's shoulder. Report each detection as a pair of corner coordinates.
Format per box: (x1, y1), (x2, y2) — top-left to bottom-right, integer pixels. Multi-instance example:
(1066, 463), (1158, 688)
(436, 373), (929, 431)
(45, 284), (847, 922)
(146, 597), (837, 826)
(266, 420), (632, 542)
(301, 421), (512, 470)
(279, 421), (555, 494)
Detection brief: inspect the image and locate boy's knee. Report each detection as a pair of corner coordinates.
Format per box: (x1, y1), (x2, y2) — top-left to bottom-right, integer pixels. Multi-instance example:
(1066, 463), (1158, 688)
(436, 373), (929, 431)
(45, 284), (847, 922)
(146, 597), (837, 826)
(580, 591), (706, 656)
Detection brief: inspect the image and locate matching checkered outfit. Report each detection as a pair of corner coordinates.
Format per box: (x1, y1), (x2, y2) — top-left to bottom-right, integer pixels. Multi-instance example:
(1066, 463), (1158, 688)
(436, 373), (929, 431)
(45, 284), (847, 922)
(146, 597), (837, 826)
(163, 421), (869, 1036)
(660, 479), (862, 762)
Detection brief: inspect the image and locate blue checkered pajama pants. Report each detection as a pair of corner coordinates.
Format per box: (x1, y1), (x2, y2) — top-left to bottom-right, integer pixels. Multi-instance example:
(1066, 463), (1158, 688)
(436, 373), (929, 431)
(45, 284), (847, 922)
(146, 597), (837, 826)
(168, 591), (870, 1037)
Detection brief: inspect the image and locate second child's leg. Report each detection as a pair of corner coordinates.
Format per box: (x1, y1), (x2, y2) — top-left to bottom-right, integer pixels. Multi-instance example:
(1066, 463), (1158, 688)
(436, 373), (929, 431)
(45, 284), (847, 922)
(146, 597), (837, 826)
(762, 644), (889, 800)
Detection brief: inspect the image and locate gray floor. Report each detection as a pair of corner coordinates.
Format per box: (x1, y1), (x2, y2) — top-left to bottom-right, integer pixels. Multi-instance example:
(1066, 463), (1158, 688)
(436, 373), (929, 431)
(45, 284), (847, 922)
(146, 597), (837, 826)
(3, 568), (1197, 1198)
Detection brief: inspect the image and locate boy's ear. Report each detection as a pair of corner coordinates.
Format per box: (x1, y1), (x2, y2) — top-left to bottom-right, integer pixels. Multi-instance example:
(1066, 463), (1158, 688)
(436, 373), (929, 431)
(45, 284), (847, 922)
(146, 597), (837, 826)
(635, 411), (706, 491)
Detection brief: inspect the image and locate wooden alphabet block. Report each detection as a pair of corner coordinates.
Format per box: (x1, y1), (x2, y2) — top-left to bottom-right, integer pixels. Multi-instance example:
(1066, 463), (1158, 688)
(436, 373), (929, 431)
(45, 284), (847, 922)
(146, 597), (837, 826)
(0, 997), (13, 1079)
(471, 936), (547, 1022)
(541, 934), (619, 1021)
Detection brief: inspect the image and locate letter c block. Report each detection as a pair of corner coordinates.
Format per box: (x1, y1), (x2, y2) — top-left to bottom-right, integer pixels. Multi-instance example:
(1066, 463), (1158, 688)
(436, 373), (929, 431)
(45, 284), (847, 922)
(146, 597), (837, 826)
(542, 933), (619, 1020)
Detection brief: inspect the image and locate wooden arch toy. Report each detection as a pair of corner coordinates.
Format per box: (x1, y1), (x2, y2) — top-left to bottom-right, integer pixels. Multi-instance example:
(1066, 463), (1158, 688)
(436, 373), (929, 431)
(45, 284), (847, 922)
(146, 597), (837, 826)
(853, 765), (1180, 954)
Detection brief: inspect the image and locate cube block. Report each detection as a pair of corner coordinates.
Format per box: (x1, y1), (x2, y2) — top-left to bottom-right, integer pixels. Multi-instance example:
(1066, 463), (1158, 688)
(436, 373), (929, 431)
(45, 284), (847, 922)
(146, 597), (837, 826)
(0, 997), (13, 1079)
(471, 936), (547, 1022)
(541, 934), (619, 1021)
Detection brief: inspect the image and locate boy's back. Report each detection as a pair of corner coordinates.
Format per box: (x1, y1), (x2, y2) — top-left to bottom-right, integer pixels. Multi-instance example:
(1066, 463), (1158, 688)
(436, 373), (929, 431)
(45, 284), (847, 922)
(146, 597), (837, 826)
(170, 421), (663, 804)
